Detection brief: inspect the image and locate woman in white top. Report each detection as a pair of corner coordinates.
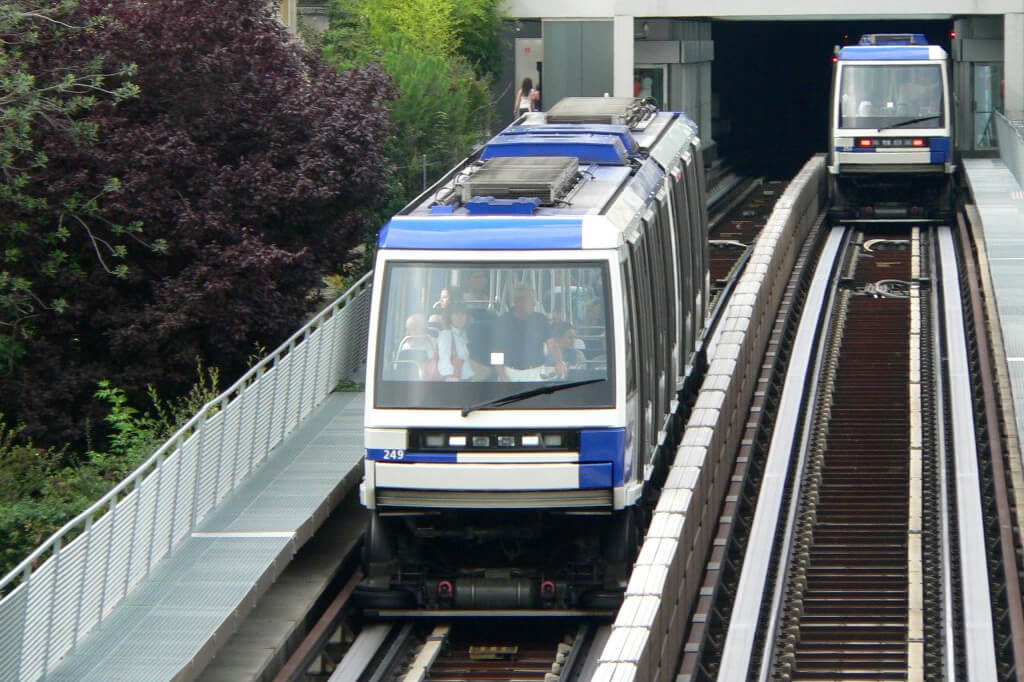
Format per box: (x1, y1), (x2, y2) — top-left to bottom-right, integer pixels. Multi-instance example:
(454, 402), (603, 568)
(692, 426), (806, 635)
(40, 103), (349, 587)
(437, 303), (474, 381)
(515, 77), (539, 116)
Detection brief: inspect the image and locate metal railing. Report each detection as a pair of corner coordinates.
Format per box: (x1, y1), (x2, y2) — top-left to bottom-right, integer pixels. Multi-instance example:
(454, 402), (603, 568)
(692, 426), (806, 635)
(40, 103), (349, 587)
(0, 273), (373, 682)
(995, 111), (1024, 190)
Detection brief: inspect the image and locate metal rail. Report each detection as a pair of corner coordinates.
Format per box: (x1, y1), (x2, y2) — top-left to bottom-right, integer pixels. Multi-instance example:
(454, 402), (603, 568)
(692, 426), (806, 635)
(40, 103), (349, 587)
(936, 226), (999, 679)
(0, 273), (373, 682)
(956, 211), (1024, 679)
(679, 202), (830, 680)
(717, 225), (1002, 679)
(716, 226), (848, 680)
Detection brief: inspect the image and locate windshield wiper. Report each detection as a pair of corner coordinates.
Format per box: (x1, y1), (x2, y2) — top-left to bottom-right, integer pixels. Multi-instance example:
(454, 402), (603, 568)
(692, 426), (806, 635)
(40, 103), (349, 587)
(879, 115), (940, 131)
(460, 378), (604, 417)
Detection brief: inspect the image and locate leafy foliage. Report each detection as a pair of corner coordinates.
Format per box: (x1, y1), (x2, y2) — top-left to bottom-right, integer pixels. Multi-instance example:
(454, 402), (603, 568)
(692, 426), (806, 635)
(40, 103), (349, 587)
(0, 366), (221, 579)
(451, 0), (505, 79)
(0, 1), (138, 375)
(0, 0), (396, 445)
(323, 0), (500, 246)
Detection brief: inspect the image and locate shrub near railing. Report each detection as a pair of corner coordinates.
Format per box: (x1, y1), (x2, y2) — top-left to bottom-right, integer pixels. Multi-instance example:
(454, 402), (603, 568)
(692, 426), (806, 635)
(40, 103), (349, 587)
(0, 272), (372, 682)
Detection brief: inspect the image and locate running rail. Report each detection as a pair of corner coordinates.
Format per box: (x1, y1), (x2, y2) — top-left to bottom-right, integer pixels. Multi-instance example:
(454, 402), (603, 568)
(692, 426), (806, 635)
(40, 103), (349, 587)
(716, 226), (847, 681)
(936, 227), (999, 679)
(0, 274), (373, 681)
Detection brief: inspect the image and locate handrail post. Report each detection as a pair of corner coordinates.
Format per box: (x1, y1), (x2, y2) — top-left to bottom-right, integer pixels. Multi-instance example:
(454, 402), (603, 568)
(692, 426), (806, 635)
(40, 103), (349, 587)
(190, 422), (208, 531)
(146, 456), (164, 574)
(247, 371), (264, 476)
(72, 512), (94, 650)
(211, 396), (228, 506)
(298, 327), (312, 424)
(99, 497), (116, 619)
(230, 386), (246, 491)
(41, 534), (62, 674)
(282, 339), (297, 442)
(122, 474), (143, 598)
(168, 434), (185, 554)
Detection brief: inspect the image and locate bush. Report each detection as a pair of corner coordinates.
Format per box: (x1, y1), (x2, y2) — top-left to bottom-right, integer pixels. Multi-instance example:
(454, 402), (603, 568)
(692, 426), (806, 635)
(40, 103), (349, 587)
(0, 0), (396, 446)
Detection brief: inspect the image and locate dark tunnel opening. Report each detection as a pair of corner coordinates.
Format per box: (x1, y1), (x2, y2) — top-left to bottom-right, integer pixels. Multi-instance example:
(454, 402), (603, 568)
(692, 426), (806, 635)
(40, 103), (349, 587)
(711, 19), (952, 179)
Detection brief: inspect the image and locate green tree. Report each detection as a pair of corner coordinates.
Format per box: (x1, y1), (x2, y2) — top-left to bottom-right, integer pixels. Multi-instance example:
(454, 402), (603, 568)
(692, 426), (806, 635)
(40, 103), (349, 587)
(0, 1), (139, 372)
(323, 0), (501, 254)
(452, 0), (504, 79)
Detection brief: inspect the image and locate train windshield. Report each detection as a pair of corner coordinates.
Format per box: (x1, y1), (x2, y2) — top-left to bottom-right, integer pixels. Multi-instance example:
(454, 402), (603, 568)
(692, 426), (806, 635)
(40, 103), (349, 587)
(373, 261), (615, 410)
(838, 64), (944, 129)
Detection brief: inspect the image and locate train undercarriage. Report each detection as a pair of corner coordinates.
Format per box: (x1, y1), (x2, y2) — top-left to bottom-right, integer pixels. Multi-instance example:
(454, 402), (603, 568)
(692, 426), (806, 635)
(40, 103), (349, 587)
(829, 169), (954, 222)
(355, 505), (647, 614)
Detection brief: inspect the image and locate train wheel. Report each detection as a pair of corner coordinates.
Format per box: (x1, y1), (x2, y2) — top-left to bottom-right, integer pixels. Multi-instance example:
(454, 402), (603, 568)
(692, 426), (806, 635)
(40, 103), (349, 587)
(353, 584), (416, 610)
(603, 507), (642, 589)
(579, 587), (624, 611)
(362, 512), (396, 582)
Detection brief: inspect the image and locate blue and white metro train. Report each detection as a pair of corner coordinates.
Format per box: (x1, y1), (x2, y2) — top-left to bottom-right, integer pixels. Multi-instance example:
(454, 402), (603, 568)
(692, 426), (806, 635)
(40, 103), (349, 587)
(356, 97), (709, 611)
(829, 33), (955, 220)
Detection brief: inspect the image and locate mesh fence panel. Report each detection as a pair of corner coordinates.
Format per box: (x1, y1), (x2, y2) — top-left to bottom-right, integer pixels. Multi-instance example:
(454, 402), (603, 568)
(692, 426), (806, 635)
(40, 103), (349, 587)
(0, 274), (372, 680)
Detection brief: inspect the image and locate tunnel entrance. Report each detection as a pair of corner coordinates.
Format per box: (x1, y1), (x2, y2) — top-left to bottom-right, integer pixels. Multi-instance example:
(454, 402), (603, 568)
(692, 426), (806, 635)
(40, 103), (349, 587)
(711, 19), (951, 179)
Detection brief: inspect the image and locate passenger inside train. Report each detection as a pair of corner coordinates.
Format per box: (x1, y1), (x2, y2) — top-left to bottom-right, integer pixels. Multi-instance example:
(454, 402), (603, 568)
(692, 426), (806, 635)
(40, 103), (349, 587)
(376, 264), (610, 390)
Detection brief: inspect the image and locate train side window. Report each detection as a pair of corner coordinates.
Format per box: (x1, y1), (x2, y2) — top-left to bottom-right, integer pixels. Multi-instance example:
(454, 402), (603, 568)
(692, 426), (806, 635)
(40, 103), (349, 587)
(692, 146), (710, 305)
(671, 169), (694, 363)
(624, 257), (643, 457)
(685, 159), (706, 323)
(621, 265), (636, 394)
(640, 220), (664, 425)
(656, 195), (677, 396)
(631, 234), (658, 455)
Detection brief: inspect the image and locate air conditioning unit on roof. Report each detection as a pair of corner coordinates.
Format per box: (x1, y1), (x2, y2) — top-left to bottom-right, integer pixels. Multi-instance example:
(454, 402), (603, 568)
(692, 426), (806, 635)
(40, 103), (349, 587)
(462, 156), (578, 204)
(546, 97), (643, 125)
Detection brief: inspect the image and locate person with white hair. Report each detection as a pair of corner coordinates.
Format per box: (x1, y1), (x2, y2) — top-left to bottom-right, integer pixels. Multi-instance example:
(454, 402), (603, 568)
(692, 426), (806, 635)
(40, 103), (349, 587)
(493, 283), (564, 381)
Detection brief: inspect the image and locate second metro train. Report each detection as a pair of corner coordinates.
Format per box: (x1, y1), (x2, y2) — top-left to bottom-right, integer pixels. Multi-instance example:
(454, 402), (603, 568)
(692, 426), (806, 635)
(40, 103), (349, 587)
(829, 33), (955, 220)
(356, 97), (710, 611)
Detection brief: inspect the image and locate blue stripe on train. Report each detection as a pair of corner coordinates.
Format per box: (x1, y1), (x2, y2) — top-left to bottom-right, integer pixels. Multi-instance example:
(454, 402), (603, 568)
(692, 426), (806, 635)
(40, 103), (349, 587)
(579, 462), (614, 489)
(838, 46), (931, 60)
(930, 136), (951, 164)
(379, 216), (584, 250)
(580, 428), (627, 486)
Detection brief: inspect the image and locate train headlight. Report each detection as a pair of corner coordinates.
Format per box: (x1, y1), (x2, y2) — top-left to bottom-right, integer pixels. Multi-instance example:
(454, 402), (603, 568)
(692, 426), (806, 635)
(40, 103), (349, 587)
(449, 435), (467, 447)
(497, 435), (516, 448)
(471, 435), (491, 448)
(521, 434), (541, 447)
(425, 434), (445, 448)
(543, 434), (563, 448)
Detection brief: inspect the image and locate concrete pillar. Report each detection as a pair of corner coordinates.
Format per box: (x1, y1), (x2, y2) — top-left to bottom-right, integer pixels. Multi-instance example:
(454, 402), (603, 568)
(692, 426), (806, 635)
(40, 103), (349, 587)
(278, 0), (297, 32)
(614, 15), (635, 97)
(1006, 13), (1024, 118)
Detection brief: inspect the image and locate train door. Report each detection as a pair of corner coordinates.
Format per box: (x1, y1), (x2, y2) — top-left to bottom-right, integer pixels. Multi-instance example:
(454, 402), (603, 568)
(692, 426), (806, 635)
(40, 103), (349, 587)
(684, 156), (705, 343)
(628, 230), (659, 476)
(669, 166), (694, 370)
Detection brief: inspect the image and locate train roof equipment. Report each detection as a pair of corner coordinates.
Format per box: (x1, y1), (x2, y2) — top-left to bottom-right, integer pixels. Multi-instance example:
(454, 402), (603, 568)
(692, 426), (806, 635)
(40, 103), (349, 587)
(460, 156), (579, 204)
(545, 96), (656, 127)
(858, 33), (928, 46)
(376, 97), (700, 249)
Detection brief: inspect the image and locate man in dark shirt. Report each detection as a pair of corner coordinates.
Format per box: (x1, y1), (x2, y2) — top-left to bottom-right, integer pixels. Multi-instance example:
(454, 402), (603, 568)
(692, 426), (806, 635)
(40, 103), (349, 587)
(495, 283), (565, 381)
